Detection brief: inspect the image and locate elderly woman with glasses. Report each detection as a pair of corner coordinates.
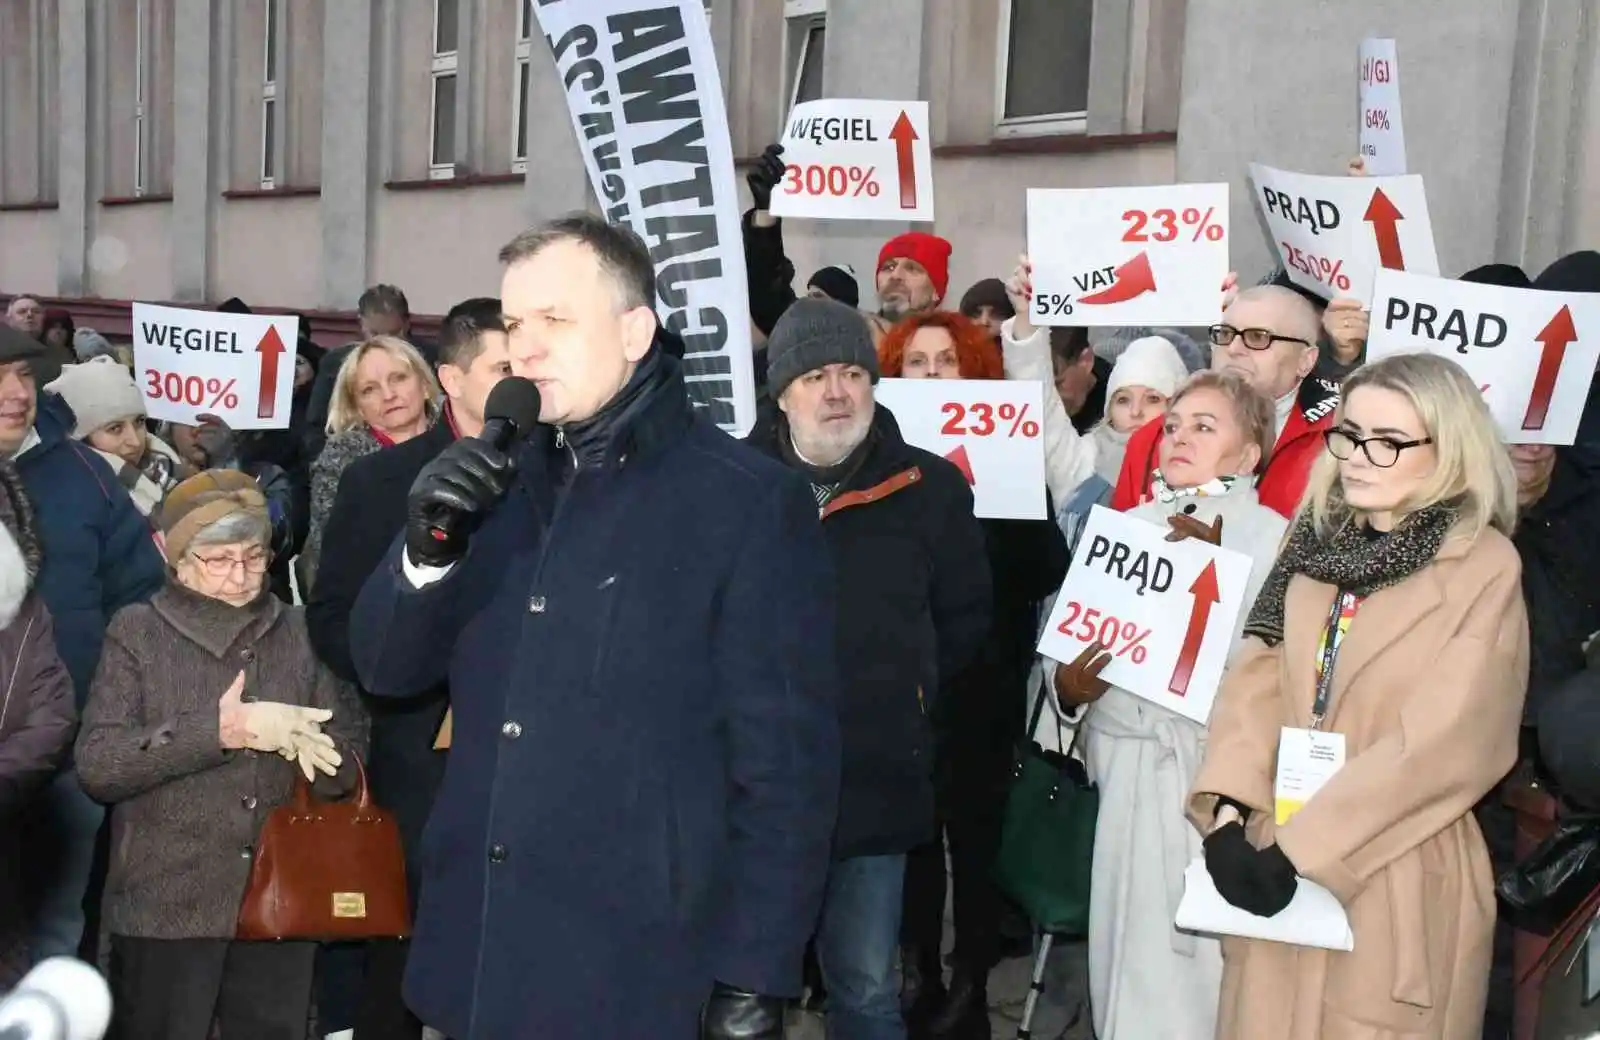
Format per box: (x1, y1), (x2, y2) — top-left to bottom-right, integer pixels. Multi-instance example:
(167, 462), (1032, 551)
(1189, 353), (1528, 1040)
(1109, 285), (1342, 519)
(75, 469), (367, 1040)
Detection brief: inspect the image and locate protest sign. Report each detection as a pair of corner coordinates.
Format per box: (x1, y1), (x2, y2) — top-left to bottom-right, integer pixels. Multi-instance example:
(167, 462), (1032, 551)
(1250, 163), (1438, 304)
(1367, 268), (1600, 444)
(131, 303), (297, 430)
(1037, 505), (1255, 724)
(1027, 183), (1230, 327)
(533, 0), (756, 436)
(874, 377), (1046, 520)
(1358, 39), (1407, 175)
(770, 99), (934, 222)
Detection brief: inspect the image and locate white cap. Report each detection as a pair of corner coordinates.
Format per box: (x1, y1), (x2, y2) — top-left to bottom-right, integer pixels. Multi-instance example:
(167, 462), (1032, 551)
(1105, 335), (1189, 402)
(0, 956), (113, 1040)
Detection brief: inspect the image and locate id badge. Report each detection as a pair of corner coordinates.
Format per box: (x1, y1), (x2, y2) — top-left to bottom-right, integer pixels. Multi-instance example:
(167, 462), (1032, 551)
(1274, 727), (1346, 826)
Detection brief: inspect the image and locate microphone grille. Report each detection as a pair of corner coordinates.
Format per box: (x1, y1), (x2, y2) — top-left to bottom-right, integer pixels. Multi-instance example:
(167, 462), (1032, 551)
(483, 377), (542, 431)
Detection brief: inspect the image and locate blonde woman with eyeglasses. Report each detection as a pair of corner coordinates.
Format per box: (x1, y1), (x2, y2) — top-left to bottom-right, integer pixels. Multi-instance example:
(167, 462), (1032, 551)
(1187, 353), (1528, 1039)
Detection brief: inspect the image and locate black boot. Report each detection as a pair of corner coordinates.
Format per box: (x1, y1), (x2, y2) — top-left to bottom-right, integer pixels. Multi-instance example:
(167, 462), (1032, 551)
(927, 965), (990, 1039)
(900, 946), (945, 1035)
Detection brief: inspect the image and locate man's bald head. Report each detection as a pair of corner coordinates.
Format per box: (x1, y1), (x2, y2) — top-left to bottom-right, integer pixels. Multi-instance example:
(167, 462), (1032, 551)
(1210, 284), (1322, 401)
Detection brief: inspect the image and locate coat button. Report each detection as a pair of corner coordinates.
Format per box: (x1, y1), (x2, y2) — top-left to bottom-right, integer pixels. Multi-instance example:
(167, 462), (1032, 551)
(241, 649), (255, 662)
(501, 721), (523, 739)
(528, 595), (547, 614)
(242, 795), (257, 810)
(488, 843), (509, 863)
(240, 847), (253, 860)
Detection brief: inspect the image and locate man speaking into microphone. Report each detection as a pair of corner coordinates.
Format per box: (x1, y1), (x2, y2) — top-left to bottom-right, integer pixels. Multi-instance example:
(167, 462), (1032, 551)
(349, 214), (840, 1040)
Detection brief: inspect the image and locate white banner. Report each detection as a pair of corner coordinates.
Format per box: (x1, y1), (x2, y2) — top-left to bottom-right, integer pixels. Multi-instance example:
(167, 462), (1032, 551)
(132, 303), (297, 430)
(874, 377), (1047, 520)
(1367, 269), (1600, 445)
(770, 99), (935, 222)
(1358, 39), (1407, 176)
(1027, 184), (1230, 328)
(1250, 164), (1438, 304)
(533, 0), (756, 436)
(1036, 506), (1255, 724)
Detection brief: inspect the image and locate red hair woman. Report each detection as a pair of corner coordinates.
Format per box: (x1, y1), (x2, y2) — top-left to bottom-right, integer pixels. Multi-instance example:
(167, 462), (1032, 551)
(879, 308), (1068, 1033)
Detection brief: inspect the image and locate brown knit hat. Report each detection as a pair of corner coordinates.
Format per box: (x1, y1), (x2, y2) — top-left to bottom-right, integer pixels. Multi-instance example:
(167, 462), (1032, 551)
(159, 469), (268, 565)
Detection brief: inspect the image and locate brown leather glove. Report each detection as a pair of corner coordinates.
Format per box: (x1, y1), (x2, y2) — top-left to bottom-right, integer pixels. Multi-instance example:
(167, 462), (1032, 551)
(1054, 642), (1112, 710)
(1166, 513), (1224, 545)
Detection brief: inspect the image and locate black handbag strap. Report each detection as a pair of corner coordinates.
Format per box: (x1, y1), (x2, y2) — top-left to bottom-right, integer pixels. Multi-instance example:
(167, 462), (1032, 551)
(1027, 667), (1090, 761)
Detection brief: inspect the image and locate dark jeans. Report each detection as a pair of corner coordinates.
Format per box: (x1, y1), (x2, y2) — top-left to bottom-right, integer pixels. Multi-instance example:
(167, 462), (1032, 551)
(316, 939), (425, 1038)
(816, 854), (908, 1040)
(109, 935), (314, 1040)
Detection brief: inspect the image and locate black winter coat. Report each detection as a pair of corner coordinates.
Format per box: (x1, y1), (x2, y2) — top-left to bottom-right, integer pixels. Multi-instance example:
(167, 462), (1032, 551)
(747, 407), (992, 858)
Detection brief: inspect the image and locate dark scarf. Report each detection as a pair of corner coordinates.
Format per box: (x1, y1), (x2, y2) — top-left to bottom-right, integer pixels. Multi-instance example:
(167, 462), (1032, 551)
(776, 414), (877, 509)
(561, 348), (676, 471)
(1243, 501), (1458, 647)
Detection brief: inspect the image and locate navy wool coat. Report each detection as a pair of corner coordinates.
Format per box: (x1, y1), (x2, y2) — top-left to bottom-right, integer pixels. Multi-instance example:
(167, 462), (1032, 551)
(350, 361), (841, 1040)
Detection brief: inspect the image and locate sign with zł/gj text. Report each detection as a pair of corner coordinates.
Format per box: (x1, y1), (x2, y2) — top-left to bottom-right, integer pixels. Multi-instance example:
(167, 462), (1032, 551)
(769, 99), (935, 223)
(1358, 38), (1407, 176)
(132, 303), (297, 430)
(1250, 163), (1438, 304)
(1036, 506), (1255, 724)
(874, 377), (1047, 521)
(533, 0), (756, 436)
(1027, 184), (1230, 328)
(1367, 268), (1600, 445)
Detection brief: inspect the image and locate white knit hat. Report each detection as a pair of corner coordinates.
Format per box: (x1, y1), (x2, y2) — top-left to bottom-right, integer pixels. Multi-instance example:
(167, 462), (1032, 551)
(45, 356), (147, 439)
(1105, 335), (1189, 402)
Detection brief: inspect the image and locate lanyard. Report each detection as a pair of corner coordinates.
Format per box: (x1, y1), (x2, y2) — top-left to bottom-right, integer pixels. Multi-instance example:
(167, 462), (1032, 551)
(1310, 590), (1357, 729)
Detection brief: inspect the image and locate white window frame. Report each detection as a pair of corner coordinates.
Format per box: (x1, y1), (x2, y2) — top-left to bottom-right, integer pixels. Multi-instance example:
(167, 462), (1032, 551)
(783, 0), (826, 115)
(261, 0), (278, 189)
(133, 0), (148, 195)
(429, 0), (458, 180)
(511, 0), (532, 174)
(993, 0), (1089, 138)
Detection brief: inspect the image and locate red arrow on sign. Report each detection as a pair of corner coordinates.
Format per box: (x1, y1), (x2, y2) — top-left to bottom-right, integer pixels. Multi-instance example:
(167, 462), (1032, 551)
(256, 325), (287, 420)
(1079, 252), (1157, 305)
(1363, 188), (1407, 270)
(889, 111), (920, 211)
(1168, 560), (1220, 697)
(1521, 305), (1578, 432)
(944, 444), (975, 485)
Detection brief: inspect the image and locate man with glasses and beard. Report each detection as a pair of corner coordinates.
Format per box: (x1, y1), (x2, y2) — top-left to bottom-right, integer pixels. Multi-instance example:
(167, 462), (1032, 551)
(1111, 284), (1340, 517)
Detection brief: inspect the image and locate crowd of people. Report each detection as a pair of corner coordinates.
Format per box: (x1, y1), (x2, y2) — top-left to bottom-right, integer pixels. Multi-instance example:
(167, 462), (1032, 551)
(0, 142), (1596, 1040)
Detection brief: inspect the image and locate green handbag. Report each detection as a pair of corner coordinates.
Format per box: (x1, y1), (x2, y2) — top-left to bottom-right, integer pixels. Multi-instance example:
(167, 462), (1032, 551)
(993, 676), (1098, 937)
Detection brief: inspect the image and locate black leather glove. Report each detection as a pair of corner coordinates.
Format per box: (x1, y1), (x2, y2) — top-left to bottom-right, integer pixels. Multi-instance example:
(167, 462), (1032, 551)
(700, 982), (784, 1040)
(746, 143), (786, 212)
(1202, 822), (1299, 918)
(404, 437), (516, 569)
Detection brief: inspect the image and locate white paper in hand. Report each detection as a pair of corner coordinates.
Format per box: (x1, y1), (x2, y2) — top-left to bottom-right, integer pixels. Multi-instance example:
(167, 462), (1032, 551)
(1175, 859), (1353, 951)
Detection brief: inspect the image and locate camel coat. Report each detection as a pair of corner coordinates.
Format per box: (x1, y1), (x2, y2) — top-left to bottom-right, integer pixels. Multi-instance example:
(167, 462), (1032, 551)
(1188, 529), (1530, 1040)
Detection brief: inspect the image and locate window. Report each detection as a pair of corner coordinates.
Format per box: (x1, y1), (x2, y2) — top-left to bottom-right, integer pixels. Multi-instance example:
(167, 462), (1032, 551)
(261, 0), (278, 187)
(785, 0), (825, 111)
(512, 0), (532, 173)
(430, 0), (459, 178)
(996, 0), (1093, 136)
(134, 0), (148, 195)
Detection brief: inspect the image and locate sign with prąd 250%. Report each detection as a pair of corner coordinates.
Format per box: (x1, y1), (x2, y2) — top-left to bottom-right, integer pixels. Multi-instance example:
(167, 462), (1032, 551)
(133, 302), (298, 430)
(1037, 505), (1256, 724)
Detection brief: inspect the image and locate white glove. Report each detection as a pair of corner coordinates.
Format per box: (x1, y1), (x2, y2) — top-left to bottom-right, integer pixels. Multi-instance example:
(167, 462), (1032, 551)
(219, 672), (334, 756)
(288, 735), (343, 782)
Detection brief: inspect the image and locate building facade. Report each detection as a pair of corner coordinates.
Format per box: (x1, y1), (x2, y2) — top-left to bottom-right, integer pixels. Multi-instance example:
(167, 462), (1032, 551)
(0, 0), (1594, 331)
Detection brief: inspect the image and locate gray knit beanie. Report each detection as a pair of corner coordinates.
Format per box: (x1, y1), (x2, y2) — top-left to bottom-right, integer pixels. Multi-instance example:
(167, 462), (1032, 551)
(766, 298), (879, 401)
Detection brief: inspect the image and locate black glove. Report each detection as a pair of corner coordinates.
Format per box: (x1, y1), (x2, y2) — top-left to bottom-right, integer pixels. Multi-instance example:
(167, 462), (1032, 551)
(746, 143), (786, 212)
(700, 982), (784, 1040)
(1202, 822), (1299, 918)
(404, 437), (516, 569)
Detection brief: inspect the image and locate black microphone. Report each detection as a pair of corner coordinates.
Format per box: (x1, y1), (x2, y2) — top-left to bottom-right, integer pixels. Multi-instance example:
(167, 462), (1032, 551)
(424, 377), (542, 544)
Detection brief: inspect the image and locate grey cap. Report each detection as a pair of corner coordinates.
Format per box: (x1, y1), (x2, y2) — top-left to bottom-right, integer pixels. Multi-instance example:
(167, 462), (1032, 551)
(766, 297), (879, 401)
(0, 324), (46, 365)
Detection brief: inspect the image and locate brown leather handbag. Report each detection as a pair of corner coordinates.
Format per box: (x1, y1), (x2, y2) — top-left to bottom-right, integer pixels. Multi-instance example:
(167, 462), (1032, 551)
(235, 752), (412, 941)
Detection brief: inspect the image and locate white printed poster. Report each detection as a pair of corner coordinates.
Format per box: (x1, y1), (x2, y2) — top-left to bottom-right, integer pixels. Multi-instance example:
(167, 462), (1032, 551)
(770, 99), (935, 222)
(1358, 39), (1407, 176)
(131, 303), (297, 430)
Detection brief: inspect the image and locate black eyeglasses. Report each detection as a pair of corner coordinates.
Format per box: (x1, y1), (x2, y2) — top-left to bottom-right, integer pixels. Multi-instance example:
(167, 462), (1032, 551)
(1208, 324), (1313, 352)
(1324, 428), (1433, 468)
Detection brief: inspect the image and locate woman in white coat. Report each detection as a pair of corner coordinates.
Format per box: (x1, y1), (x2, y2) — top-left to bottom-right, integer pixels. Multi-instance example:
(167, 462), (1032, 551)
(1046, 370), (1288, 1040)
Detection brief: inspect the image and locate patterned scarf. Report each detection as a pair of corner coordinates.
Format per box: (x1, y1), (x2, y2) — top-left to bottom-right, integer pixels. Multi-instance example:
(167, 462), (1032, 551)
(1150, 469), (1241, 504)
(1243, 500), (1458, 647)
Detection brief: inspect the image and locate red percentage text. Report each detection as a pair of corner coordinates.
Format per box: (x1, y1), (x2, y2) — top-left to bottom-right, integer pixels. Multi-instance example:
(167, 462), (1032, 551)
(939, 401), (1040, 439)
(782, 164), (880, 199)
(144, 371), (240, 410)
(1279, 243), (1352, 292)
(1123, 206), (1224, 244)
(1055, 601), (1151, 663)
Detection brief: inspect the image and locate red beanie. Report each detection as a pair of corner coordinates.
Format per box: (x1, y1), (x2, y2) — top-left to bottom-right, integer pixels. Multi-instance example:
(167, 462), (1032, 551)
(878, 232), (953, 302)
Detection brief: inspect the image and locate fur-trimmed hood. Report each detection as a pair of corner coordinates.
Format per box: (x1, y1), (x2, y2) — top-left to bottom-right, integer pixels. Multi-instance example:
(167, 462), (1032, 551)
(0, 463), (43, 629)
